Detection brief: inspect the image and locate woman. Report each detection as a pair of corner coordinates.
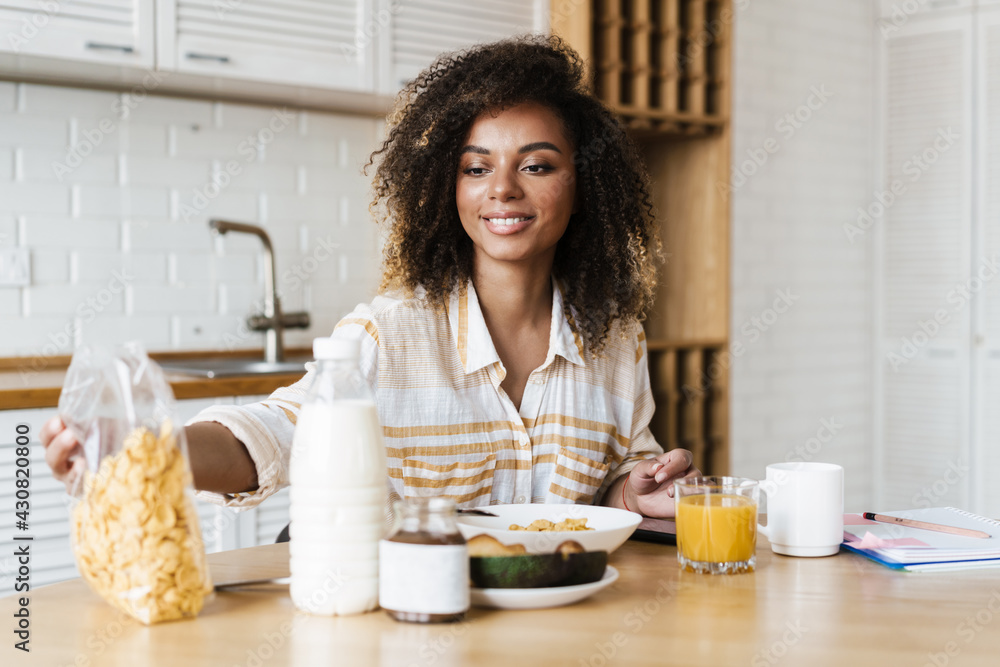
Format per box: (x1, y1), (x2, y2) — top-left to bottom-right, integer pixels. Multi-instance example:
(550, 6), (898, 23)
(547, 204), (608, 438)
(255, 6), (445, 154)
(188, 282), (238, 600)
(42, 35), (697, 518)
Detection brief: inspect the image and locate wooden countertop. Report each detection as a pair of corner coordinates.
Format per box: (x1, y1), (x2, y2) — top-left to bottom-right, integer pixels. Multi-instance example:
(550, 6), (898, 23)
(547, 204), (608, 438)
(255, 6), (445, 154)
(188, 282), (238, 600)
(6, 538), (1000, 666)
(0, 349), (310, 410)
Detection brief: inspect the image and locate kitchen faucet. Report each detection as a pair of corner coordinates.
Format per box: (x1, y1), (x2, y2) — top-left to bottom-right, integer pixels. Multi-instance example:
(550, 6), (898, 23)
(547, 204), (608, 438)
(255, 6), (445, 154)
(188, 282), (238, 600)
(209, 219), (310, 363)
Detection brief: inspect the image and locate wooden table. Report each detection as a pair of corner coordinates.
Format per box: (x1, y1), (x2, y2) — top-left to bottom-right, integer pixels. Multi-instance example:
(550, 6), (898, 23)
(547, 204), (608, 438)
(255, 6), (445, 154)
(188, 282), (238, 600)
(5, 538), (1000, 667)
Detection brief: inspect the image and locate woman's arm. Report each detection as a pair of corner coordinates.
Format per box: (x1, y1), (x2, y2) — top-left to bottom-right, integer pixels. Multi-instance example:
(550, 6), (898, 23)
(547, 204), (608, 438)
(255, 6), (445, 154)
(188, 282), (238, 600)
(41, 416), (258, 495)
(184, 422), (258, 494)
(603, 474), (631, 511)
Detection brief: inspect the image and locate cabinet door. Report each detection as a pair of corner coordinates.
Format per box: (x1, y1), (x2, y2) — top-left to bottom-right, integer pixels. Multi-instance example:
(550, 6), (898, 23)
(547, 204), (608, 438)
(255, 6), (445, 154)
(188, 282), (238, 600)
(157, 0), (374, 92)
(0, 0), (154, 68)
(878, 16), (973, 510)
(381, 0), (549, 94)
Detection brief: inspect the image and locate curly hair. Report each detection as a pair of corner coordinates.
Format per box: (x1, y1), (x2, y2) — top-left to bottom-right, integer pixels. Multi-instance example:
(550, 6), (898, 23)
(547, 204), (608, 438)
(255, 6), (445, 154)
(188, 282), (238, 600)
(366, 34), (661, 354)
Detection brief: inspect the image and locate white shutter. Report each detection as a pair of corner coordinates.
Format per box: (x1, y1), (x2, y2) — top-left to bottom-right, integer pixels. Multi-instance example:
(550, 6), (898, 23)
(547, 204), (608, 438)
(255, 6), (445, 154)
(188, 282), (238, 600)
(157, 0), (374, 91)
(0, 0), (154, 68)
(974, 8), (1000, 517)
(878, 16), (973, 509)
(0, 408), (82, 595)
(382, 0), (548, 93)
(0, 457), (80, 591)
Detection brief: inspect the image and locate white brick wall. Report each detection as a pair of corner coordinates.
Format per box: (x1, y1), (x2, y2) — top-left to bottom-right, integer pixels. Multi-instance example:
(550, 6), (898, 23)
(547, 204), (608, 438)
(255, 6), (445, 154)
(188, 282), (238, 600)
(729, 1), (875, 510)
(1, 83), (382, 357)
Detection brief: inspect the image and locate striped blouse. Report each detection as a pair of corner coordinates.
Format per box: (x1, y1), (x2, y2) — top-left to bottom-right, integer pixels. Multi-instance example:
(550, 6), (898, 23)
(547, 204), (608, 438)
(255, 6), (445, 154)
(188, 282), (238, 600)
(190, 280), (662, 510)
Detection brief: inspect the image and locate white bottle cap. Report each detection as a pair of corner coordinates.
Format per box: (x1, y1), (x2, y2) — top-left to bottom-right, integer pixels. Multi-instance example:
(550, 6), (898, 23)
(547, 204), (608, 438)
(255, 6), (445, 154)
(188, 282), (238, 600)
(313, 337), (360, 360)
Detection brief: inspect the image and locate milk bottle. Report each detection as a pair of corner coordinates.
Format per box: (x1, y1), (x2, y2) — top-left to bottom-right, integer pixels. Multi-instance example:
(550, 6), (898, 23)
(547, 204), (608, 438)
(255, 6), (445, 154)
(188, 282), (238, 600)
(289, 337), (387, 615)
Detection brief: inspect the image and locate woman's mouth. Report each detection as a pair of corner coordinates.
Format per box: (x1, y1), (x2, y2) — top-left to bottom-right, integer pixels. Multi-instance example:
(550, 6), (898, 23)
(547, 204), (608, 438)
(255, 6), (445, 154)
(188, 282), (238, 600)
(484, 216), (531, 226)
(482, 214), (535, 234)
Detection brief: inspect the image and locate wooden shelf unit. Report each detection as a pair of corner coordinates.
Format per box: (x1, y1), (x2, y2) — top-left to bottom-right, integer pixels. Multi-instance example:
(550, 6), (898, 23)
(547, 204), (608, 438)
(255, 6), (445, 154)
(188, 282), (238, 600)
(554, 0), (732, 474)
(590, 0), (730, 134)
(646, 341), (729, 476)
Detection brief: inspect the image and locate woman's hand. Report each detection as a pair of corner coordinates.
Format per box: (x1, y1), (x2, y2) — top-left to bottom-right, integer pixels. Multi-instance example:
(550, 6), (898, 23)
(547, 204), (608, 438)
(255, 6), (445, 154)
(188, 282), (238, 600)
(623, 449), (700, 518)
(40, 416), (85, 494)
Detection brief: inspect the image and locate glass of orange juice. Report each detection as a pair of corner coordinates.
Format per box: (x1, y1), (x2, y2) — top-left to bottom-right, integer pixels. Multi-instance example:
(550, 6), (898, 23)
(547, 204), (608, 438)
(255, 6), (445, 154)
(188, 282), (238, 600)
(674, 477), (759, 574)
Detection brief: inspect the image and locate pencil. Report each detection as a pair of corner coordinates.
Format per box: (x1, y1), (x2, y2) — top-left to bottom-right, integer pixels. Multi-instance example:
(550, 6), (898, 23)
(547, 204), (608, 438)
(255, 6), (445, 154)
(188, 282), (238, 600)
(863, 512), (991, 539)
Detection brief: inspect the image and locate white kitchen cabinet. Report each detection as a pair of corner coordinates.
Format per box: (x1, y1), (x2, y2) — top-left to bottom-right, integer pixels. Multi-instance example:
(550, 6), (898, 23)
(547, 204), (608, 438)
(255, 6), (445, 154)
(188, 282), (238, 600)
(380, 0), (550, 94)
(155, 0), (375, 92)
(156, 0), (550, 96)
(0, 0), (550, 111)
(0, 0), (154, 68)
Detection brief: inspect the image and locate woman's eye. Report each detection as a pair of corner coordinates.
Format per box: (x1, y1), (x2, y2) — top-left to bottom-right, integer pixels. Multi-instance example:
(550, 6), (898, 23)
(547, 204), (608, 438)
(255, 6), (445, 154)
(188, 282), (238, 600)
(464, 166), (488, 176)
(524, 164), (553, 173)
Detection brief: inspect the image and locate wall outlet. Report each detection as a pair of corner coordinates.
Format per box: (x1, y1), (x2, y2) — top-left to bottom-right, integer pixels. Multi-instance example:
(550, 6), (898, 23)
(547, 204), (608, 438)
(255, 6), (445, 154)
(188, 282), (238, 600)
(0, 247), (30, 286)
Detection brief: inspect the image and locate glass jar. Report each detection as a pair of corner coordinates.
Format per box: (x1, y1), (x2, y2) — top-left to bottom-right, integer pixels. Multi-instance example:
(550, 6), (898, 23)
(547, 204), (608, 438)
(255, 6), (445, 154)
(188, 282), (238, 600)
(378, 497), (469, 623)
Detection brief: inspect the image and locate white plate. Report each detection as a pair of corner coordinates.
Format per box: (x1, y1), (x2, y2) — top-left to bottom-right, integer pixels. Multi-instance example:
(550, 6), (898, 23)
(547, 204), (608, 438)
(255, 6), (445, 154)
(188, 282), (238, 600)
(470, 566), (619, 610)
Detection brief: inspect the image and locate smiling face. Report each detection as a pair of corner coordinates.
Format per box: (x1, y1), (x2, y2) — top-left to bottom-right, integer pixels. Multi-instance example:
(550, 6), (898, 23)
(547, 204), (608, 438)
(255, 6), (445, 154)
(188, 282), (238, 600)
(456, 103), (577, 273)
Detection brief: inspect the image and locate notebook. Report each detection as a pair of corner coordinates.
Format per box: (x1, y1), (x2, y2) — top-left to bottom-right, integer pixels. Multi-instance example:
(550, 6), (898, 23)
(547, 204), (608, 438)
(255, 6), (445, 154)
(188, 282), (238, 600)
(842, 507), (1000, 572)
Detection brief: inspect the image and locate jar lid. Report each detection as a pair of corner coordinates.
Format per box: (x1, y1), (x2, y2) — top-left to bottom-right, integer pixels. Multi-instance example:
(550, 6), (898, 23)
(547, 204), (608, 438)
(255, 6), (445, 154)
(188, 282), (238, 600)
(424, 497), (457, 512)
(312, 337), (360, 360)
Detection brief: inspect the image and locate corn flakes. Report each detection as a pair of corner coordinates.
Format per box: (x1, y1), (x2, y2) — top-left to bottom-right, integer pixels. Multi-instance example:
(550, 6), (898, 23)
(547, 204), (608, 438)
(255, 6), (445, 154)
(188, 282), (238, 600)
(508, 517), (593, 532)
(71, 422), (213, 624)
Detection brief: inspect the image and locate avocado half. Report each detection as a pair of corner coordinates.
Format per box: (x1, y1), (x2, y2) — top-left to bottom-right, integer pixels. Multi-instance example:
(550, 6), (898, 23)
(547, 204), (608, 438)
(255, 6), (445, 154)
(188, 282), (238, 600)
(469, 550), (608, 589)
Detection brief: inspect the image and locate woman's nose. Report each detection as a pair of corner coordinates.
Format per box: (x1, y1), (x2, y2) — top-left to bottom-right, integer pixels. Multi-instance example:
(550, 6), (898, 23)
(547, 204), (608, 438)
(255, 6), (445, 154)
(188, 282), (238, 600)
(489, 167), (522, 200)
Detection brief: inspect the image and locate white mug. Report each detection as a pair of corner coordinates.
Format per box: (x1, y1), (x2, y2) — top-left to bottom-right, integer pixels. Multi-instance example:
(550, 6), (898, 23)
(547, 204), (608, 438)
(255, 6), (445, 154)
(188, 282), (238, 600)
(757, 462), (844, 557)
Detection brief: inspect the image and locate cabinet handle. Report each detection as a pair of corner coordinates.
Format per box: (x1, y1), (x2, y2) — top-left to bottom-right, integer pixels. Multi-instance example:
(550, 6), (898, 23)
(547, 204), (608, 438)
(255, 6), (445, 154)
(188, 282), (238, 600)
(185, 52), (231, 64)
(85, 42), (135, 53)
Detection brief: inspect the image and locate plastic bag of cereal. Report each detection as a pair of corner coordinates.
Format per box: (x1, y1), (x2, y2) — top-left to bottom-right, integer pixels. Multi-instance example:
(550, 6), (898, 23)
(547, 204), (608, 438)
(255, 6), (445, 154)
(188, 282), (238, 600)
(59, 342), (213, 624)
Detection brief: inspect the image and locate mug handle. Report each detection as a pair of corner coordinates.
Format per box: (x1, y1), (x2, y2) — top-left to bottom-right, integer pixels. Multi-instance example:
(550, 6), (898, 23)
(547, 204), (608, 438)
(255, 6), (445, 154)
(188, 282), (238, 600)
(757, 482), (770, 540)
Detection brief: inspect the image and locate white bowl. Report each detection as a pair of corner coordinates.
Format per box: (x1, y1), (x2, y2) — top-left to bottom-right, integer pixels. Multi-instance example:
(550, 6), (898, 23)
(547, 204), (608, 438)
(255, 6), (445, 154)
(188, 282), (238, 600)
(457, 504), (641, 554)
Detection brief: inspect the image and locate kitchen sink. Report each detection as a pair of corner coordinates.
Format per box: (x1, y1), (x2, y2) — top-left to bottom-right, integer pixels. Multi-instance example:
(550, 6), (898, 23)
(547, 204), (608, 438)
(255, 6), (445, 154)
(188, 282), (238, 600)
(158, 358), (312, 378)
